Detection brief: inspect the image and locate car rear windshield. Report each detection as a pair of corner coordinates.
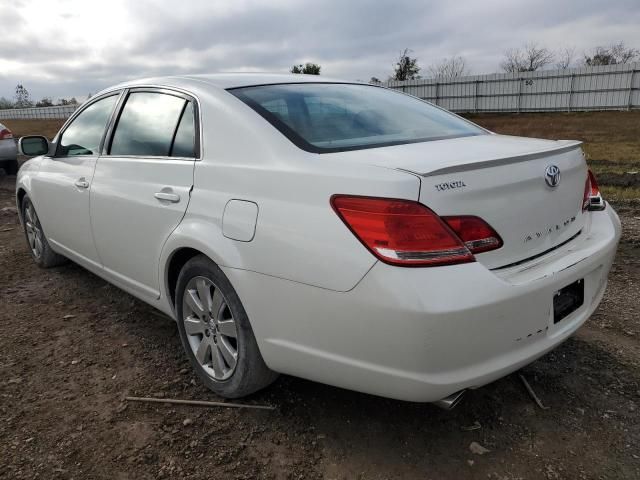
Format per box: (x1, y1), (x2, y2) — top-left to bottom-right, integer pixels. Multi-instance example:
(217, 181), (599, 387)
(229, 83), (485, 153)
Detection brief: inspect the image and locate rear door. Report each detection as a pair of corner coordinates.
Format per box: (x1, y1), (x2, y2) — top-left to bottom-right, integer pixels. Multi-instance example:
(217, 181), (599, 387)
(31, 93), (120, 266)
(90, 89), (198, 300)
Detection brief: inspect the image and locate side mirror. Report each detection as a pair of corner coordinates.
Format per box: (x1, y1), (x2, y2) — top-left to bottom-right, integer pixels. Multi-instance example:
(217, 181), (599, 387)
(19, 136), (50, 157)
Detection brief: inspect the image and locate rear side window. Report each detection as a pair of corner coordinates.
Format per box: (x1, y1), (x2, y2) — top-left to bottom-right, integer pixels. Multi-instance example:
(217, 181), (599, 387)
(230, 83), (485, 153)
(171, 101), (196, 157)
(110, 92), (196, 157)
(57, 95), (118, 156)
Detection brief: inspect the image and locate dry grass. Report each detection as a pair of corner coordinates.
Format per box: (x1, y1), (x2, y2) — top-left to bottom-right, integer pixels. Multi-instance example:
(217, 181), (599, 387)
(3, 119), (66, 139)
(600, 185), (640, 202)
(466, 111), (640, 170)
(466, 111), (640, 199)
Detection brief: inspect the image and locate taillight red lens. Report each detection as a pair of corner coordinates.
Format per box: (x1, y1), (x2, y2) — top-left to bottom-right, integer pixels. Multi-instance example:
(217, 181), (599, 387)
(587, 169), (600, 197)
(583, 169), (604, 211)
(331, 195), (475, 267)
(0, 128), (13, 140)
(442, 216), (503, 254)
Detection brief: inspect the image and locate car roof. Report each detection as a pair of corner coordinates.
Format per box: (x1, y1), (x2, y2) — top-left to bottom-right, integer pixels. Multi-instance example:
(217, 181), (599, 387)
(108, 73), (366, 92)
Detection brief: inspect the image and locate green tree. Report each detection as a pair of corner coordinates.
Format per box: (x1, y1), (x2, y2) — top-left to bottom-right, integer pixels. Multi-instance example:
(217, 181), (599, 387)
(14, 84), (33, 108)
(393, 49), (421, 81)
(291, 63), (321, 75)
(58, 97), (78, 106)
(36, 97), (54, 107)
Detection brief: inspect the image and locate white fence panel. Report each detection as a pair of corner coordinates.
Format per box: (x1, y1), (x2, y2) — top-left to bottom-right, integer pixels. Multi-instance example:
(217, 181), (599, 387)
(0, 105), (78, 120)
(1, 64), (639, 120)
(386, 63), (640, 113)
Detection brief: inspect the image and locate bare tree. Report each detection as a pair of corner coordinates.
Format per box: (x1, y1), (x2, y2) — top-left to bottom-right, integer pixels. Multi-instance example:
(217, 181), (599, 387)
(392, 48), (421, 81)
(584, 41), (639, 66)
(427, 56), (468, 78)
(500, 43), (554, 72)
(610, 41), (639, 63)
(0, 97), (13, 110)
(555, 47), (575, 69)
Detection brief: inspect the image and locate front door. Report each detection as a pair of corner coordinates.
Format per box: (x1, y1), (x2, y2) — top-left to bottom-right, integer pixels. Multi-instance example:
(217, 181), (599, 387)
(90, 90), (197, 300)
(31, 94), (120, 267)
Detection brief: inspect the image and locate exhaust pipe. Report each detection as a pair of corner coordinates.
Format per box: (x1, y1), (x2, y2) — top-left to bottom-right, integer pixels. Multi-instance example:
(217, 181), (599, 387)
(433, 390), (466, 410)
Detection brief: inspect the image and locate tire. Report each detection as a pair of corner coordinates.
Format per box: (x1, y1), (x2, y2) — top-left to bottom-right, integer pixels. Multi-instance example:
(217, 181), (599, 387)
(4, 159), (19, 176)
(21, 196), (67, 268)
(175, 255), (278, 398)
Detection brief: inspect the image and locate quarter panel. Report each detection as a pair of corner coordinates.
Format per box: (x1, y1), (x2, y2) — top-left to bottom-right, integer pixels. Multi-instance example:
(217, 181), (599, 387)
(186, 160), (420, 292)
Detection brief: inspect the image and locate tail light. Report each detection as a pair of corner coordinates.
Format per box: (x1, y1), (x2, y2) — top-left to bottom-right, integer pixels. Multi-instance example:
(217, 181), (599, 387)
(442, 216), (503, 253)
(583, 169), (605, 211)
(0, 128), (13, 140)
(331, 195), (501, 267)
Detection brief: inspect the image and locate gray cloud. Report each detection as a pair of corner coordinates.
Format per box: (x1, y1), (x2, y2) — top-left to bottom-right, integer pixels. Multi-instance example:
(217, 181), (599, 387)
(1, 0), (639, 100)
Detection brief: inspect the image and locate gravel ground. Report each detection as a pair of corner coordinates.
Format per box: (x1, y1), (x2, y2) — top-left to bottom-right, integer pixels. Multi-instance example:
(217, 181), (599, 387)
(1, 173), (639, 480)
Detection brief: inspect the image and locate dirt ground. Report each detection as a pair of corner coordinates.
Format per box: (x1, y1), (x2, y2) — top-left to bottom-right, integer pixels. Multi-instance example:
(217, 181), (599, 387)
(1, 118), (640, 479)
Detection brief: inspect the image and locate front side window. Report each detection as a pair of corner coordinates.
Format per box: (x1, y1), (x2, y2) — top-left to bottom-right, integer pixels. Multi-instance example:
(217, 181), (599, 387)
(110, 92), (194, 157)
(230, 83), (485, 153)
(57, 95), (118, 156)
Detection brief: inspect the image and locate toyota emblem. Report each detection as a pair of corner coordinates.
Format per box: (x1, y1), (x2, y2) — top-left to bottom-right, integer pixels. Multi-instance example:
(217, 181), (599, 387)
(544, 165), (561, 188)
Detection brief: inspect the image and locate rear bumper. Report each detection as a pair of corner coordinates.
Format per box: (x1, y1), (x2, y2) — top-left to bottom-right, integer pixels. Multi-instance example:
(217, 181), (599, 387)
(225, 206), (621, 402)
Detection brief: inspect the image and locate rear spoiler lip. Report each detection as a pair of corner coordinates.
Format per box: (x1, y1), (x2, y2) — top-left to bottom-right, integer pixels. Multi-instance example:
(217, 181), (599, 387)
(400, 140), (583, 178)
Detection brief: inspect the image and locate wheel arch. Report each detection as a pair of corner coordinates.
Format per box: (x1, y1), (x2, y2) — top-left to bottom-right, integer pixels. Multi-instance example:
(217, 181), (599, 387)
(165, 247), (203, 311)
(160, 216), (246, 314)
(16, 187), (28, 223)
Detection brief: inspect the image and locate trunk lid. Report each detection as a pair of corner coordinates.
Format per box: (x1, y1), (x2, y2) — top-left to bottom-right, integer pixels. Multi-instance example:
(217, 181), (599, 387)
(338, 134), (588, 269)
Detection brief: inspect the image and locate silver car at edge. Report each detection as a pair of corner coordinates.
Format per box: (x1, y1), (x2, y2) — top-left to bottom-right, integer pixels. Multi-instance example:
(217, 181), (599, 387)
(0, 122), (18, 175)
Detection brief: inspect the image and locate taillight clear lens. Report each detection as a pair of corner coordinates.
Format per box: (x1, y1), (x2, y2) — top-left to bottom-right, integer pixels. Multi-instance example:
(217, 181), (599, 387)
(442, 216), (503, 253)
(331, 195), (475, 267)
(583, 169), (605, 211)
(0, 128), (13, 140)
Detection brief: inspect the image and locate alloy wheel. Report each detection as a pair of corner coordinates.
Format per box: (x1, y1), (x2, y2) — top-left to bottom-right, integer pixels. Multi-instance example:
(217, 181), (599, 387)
(24, 203), (44, 259)
(181, 276), (239, 381)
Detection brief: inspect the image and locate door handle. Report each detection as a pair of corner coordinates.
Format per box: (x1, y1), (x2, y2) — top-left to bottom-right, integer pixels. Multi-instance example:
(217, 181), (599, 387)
(154, 192), (180, 203)
(74, 178), (90, 189)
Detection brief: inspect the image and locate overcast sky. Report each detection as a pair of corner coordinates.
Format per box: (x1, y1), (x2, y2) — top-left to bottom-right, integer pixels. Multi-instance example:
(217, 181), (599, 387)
(1, 0), (639, 100)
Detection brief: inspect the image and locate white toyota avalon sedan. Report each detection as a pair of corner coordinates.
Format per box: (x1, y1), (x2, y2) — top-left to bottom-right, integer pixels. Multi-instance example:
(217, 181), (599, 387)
(16, 74), (620, 408)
